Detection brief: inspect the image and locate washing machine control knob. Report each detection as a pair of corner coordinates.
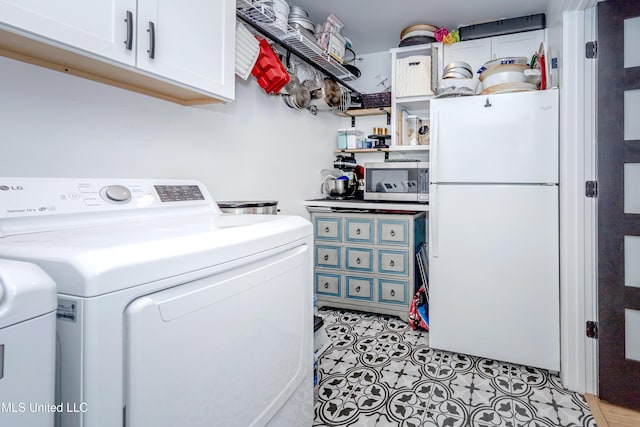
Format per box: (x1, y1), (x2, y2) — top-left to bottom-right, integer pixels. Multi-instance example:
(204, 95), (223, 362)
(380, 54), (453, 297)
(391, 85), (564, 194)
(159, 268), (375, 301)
(102, 185), (132, 203)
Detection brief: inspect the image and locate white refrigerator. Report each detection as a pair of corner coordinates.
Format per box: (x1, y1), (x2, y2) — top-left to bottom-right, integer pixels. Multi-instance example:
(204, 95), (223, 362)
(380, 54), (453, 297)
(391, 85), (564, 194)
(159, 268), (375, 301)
(428, 89), (560, 371)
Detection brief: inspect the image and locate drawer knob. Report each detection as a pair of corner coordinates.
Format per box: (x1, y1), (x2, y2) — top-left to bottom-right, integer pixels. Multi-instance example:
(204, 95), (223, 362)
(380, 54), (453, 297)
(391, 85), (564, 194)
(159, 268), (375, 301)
(390, 230), (396, 237)
(390, 260), (395, 267)
(324, 282), (329, 289)
(323, 254), (329, 261)
(356, 257), (361, 264)
(356, 228), (361, 235)
(324, 226), (330, 233)
(390, 289), (396, 297)
(355, 286), (361, 292)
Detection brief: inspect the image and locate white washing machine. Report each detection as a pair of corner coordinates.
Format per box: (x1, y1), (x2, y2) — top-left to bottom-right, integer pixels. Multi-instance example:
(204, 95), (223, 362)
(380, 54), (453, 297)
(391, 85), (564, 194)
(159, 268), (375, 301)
(0, 178), (314, 427)
(0, 259), (57, 427)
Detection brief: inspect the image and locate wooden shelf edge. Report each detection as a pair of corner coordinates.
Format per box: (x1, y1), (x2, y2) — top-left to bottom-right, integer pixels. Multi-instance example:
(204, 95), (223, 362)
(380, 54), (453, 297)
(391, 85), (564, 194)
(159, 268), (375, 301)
(335, 145), (429, 154)
(343, 107), (391, 117)
(334, 148), (390, 153)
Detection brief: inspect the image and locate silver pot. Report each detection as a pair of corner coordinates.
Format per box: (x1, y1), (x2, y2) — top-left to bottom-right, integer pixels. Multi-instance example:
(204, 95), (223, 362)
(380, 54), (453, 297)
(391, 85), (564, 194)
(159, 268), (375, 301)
(217, 201), (279, 214)
(323, 176), (354, 197)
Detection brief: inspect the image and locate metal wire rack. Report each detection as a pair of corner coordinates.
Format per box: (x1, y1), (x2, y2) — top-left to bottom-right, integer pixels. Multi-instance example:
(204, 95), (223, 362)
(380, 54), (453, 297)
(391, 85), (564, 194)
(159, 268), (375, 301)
(236, 0), (357, 90)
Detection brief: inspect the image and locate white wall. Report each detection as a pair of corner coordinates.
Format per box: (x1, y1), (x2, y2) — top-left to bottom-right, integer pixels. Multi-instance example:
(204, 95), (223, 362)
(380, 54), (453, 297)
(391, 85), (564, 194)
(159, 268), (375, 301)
(349, 51), (392, 94)
(0, 56), (346, 217)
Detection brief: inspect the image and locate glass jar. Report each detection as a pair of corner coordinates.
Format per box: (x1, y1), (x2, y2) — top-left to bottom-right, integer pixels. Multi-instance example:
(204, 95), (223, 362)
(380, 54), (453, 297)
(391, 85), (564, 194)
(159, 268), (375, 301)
(405, 114), (419, 145)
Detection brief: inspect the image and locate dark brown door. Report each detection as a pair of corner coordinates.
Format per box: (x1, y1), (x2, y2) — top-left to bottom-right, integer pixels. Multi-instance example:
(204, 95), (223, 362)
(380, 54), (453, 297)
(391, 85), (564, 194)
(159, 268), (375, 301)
(597, 0), (640, 411)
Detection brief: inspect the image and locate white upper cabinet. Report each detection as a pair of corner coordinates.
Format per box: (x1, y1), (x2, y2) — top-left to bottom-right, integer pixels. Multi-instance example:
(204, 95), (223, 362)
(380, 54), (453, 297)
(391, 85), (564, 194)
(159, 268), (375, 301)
(444, 29), (545, 76)
(0, 0), (137, 65)
(491, 29), (545, 60)
(0, 0), (235, 103)
(136, 0), (234, 101)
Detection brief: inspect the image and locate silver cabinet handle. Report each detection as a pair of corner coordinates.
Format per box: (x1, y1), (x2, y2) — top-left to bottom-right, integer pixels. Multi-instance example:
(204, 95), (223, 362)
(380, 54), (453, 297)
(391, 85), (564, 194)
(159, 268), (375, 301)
(147, 21), (156, 59)
(323, 254), (329, 261)
(390, 260), (395, 267)
(355, 286), (361, 292)
(390, 290), (395, 297)
(324, 282), (329, 289)
(124, 10), (133, 50)
(390, 230), (396, 237)
(324, 226), (330, 233)
(356, 228), (361, 235)
(356, 257), (361, 264)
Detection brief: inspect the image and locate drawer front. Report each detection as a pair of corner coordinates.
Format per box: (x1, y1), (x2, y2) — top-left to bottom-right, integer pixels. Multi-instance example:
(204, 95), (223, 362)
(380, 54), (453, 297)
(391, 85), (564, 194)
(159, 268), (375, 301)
(345, 276), (374, 301)
(378, 279), (408, 305)
(316, 272), (341, 297)
(315, 245), (341, 269)
(314, 217), (342, 241)
(378, 219), (409, 246)
(345, 247), (374, 272)
(345, 218), (374, 243)
(378, 250), (409, 275)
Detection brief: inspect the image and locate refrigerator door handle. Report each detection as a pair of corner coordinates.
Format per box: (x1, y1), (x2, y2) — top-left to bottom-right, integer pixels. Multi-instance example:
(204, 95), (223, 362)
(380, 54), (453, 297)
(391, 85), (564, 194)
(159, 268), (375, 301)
(430, 112), (439, 184)
(430, 183), (438, 257)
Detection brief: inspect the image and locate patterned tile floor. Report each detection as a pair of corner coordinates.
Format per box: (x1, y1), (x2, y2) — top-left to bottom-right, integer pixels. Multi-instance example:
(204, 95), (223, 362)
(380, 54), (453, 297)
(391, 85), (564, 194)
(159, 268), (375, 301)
(313, 308), (595, 427)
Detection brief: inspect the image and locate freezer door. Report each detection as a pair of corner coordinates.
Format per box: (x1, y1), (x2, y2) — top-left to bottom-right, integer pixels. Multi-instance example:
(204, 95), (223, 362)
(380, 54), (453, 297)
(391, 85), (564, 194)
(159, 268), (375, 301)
(430, 89), (558, 184)
(429, 184), (559, 371)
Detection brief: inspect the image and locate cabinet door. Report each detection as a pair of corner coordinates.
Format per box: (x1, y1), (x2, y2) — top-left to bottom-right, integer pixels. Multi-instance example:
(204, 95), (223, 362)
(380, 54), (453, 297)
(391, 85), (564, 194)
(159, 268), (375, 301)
(490, 29), (545, 60)
(443, 38), (491, 76)
(136, 0), (235, 101)
(0, 0), (136, 65)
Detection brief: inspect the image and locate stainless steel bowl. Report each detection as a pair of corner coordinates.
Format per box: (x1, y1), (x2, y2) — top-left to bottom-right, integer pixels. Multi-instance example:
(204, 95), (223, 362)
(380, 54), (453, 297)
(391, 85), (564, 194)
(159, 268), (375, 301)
(288, 16), (314, 32)
(289, 5), (309, 18)
(217, 201), (279, 214)
(443, 71), (472, 79)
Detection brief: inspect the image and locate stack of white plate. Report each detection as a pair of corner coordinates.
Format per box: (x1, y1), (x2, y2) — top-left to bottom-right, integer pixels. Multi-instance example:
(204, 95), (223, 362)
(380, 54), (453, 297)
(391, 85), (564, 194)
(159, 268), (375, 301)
(478, 60), (535, 94)
(235, 22), (260, 80)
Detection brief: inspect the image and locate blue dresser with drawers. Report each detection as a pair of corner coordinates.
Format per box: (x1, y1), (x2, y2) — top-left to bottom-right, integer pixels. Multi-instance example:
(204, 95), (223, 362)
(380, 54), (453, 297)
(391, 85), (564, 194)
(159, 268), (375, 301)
(311, 211), (426, 322)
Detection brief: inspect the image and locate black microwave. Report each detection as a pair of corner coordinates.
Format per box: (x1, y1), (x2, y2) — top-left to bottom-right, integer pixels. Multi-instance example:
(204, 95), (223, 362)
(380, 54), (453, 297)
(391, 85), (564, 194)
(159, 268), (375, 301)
(364, 161), (429, 203)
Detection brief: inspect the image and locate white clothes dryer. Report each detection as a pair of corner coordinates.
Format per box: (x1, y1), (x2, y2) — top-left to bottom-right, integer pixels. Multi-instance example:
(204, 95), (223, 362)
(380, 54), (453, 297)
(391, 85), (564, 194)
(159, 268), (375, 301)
(0, 259), (57, 427)
(0, 178), (314, 427)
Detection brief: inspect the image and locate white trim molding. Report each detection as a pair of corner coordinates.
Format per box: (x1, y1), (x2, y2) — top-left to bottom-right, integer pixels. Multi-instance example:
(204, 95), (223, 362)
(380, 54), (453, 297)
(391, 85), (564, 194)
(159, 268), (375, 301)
(559, 6), (598, 395)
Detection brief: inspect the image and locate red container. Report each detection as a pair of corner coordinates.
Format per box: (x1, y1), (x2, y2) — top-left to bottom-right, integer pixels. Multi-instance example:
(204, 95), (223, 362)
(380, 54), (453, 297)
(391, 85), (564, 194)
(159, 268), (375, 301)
(251, 38), (290, 94)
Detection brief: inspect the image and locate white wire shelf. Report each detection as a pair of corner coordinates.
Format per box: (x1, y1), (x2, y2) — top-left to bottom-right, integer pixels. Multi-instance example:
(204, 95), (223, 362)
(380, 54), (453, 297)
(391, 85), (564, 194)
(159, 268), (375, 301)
(236, 0), (357, 84)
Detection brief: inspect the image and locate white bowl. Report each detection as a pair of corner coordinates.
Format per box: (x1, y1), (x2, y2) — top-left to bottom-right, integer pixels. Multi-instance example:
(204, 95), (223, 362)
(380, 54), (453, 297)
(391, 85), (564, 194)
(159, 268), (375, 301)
(479, 63), (528, 90)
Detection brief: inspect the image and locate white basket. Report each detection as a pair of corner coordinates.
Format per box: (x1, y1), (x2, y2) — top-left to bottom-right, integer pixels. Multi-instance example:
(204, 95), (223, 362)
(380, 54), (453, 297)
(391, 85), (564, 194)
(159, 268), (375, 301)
(395, 55), (432, 97)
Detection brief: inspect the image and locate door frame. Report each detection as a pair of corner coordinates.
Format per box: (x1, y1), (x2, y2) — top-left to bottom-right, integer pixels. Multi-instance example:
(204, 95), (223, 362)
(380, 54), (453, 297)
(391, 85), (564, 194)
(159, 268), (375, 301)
(560, 6), (598, 394)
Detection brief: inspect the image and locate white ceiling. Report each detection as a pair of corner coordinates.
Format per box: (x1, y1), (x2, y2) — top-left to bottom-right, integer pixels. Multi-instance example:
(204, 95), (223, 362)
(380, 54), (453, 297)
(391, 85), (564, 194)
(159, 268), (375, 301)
(290, 0), (554, 55)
